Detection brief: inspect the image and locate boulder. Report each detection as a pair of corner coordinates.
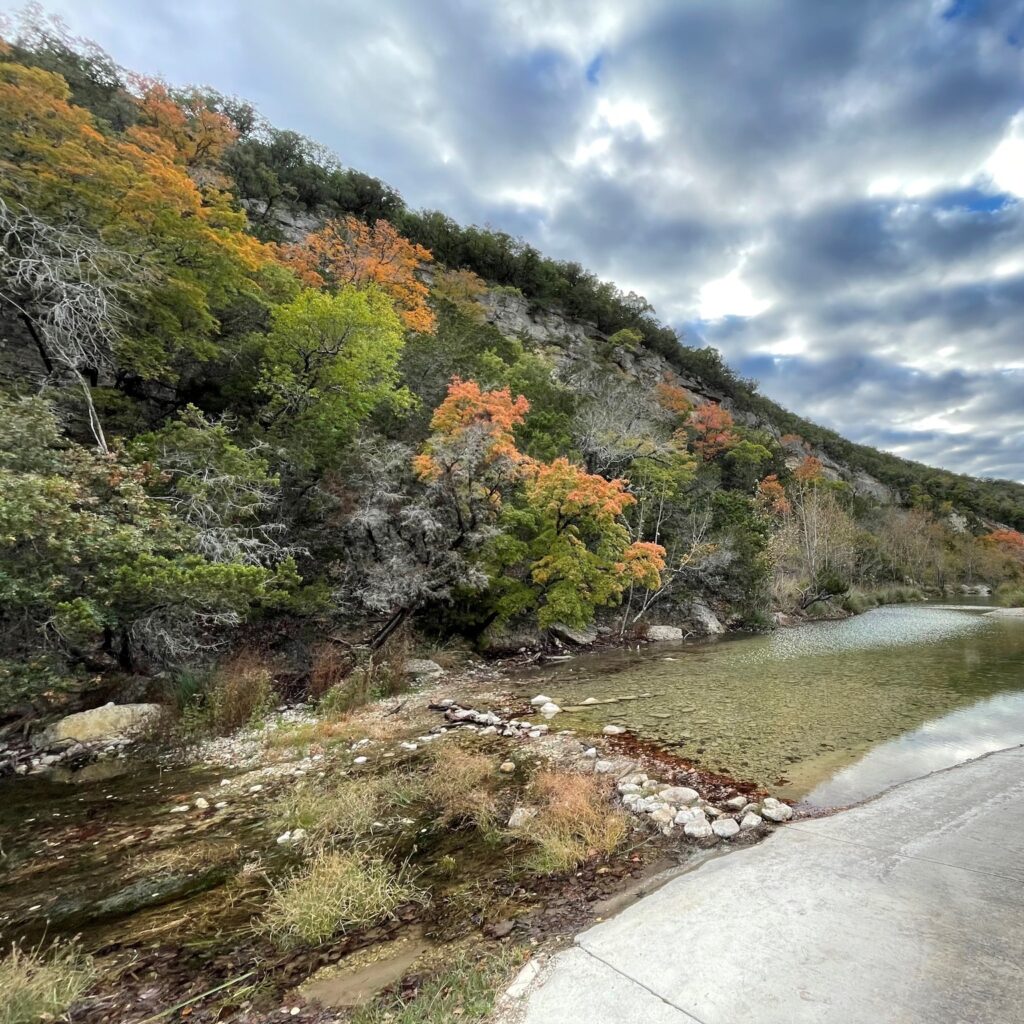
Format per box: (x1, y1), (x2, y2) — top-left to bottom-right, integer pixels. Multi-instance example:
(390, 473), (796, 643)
(46, 703), (162, 745)
(550, 622), (599, 646)
(740, 812), (763, 830)
(683, 819), (714, 839)
(649, 806), (676, 830)
(645, 625), (685, 642)
(761, 797), (794, 822)
(478, 621), (544, 655)
(403, 659), (445, 678)
(602, 724), (626, 735)
(673, 807), (707, 826)
(724, 795), (748, 811)
(711, 817), (740, 839)
(688, 600), (726, 635)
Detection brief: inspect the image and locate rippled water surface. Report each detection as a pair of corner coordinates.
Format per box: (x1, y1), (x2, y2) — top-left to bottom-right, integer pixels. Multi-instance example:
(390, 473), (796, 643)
(514, 603), (1024, 806)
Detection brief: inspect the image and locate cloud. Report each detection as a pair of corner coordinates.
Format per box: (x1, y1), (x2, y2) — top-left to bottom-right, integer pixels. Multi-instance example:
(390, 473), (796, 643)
(33, 0), (1024, 480)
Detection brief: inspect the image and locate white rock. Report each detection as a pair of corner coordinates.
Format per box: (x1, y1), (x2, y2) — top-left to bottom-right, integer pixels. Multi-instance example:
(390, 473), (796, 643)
(46, 703), (162, 744)
(354, 756), (368, 764)
(674, 807), (707, 826)
(215, 801), (228, 810)
(276, 830), (293, 845)
(499, 761), (516, 773)
(594, 760), (615, 773)
(637, 797), (668, 814)
(194, 797), (209, 810)
(641, 780), (665, 793)
(659, 786), (700, 806)
(703, 805), (723, 817)
(622, 772), (648, 785)
(530, 694), (553, 706)
(724, 795), (748, 811)
(617, 783), (642, 795)
(400, 742), (418, 751)
(649, 806), (676, 829)
(539, 702), (562, 717)
(683, 820), (714, 839)
(249, 784), (263, 793)
(582, 747), (598, 758)
(528, 730), (543, 738)
(550, 622), (598, 646)
(762, 800), (793, 822)
(712, 817), (740, 838)
(581, 697), (599, 705)
(603, 725), (626, 735)
(507, 806), (539, 829)
(480, 725), (498, 736)
(740, 812), (763, 830)
(169, 805), (190, 813)
(621, 793), (643, 809)
(645, 625), (684, 641)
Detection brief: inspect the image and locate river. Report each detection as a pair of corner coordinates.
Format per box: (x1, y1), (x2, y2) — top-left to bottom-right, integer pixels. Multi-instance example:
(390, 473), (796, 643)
(513, 602), (1024, 806)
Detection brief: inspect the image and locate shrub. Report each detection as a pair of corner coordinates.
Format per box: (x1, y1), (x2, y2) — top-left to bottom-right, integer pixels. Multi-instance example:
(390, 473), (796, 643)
(518, 772), (627, 874)
(0, 941), (95, 1024)
(994, 583), (1024, 608)
(263, 851), (427, 947)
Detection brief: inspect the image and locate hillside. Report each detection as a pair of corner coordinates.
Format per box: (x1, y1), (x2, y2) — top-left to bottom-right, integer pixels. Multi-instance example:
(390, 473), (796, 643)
(1, 17), (1024, 715)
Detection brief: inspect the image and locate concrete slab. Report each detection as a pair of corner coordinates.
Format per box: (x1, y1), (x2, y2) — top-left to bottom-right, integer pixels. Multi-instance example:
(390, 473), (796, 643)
(514, 746), (1024, 1024)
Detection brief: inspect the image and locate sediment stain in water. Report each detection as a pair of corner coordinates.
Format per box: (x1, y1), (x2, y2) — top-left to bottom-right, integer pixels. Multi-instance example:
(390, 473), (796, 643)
(514, 604), (1024, 805)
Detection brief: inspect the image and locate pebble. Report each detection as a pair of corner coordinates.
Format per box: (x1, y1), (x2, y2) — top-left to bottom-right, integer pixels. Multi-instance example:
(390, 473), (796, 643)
(215, 801), (228, 810)
(499, 761), (516, 773)
(399, 742), (418, 751)
(712, 817), (740, 839)
(249, 784), (263, 793)
(194, 797), (209, 810)
(169, 805), (190, 813)
(582, 747), (598, 758)
(354, 756), (368, 764)
(602, 725), (626, 735)
(538, 702), (562, 717)
(529, 694), (553, 706)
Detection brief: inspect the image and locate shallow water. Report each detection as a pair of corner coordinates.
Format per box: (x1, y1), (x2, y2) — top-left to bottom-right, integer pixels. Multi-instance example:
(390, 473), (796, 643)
(514, 603), (1024, 806)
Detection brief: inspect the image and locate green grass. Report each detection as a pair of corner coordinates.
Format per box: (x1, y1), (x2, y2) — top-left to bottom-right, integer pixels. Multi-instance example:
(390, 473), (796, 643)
(0, 941), (95, 1024)
(262, 850), (428, 948)
(350, 947), (528, 1024)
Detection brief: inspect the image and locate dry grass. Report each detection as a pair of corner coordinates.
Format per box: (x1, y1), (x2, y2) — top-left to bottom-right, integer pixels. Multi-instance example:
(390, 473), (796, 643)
(308, 642), (352, 699)
(204, 653), (275, 734)
(262, 850), (428, 948)
(272, 775), (421, 843)
(422, 742), (498, 830)
(127, 840), (241, 879)
(0, 941), (95, 1024)
(266, 713), (407, 753)
(518, 772), (628, 874)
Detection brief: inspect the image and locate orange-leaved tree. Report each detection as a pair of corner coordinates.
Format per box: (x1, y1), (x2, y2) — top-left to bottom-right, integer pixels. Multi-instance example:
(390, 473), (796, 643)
(282, 216), (436, 333)
(756, 473), (791, 517)
(687, 402), (737, 460)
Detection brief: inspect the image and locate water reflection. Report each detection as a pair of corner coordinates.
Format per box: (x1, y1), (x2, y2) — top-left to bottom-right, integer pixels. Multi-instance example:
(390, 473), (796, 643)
(516, 605), (1024, 804)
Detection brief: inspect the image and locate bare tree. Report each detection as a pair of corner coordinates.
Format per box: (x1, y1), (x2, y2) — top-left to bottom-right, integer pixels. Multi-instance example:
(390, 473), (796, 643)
(0, 199), (143, 450)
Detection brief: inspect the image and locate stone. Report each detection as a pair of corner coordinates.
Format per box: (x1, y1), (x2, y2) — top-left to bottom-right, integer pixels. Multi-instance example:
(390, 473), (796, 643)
(194, 797), (209, 810)
(683, 819), (714, 839)
(641, 780), (665, 793)
(703, 805), (723, 817)
(582, 747), (598, 758)
(215, 801), (228, 810)
(621, 793), (643, 810)
(499, 761), (516, 774)
(638, 797), (669, 814)
(400, 742), (418, 751)
(538, 702), (562, 717)
(712, 817), (740, 839)
(46, 703), (162, 744)
(403, 659), (445, 678)
(354, 756), (368, 764)
(674, 807), (707, 826)
(508, 806), (539, 829)
(649, 806), (676, 829)
(602, 725), (626, 736)
(530, 694), (554, 706)
(645, 625), (685, 641)
(617, 783), (642, 795)
(659, 786), (700, 806)
(581, 697), (599, 705)
(169, 805), (190, 813)
(725, 795), (748, 811)
(688, 599), (726, 636)
(761, 798), (794, 822)
(481, 726), (498, 736)
(594, 760), (615, 774)
(740, 812), (763, 830)
(550, 622), (599, 646)
(622, 773), (648, 786)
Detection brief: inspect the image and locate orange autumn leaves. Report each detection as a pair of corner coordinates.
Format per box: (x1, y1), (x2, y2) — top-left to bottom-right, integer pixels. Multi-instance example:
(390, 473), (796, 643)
(282, 216), (436, 333)
(415, 377), (666, 593)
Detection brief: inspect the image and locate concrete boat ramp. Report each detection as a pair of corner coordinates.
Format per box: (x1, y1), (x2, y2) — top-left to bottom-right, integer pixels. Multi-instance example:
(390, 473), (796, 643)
(503, 745), (1024, 1024)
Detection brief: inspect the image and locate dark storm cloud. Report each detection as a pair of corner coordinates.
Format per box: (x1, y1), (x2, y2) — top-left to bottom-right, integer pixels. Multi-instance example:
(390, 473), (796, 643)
(31, 0), (1024, 480)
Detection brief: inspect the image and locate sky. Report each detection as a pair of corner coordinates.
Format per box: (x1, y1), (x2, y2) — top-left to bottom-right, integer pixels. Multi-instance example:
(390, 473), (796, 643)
(14, 0), (1024, 481)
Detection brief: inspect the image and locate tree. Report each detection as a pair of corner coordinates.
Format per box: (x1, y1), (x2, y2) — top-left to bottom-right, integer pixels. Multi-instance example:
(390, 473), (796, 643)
(0, 394), (298, 677)
(688, 403), (737, 460)
(256, 286), (409, 464)
(281, 216), (436, 333)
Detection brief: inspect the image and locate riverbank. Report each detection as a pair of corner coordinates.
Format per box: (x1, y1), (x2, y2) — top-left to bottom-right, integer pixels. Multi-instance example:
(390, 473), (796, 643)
(501, 743), (1024, 1024)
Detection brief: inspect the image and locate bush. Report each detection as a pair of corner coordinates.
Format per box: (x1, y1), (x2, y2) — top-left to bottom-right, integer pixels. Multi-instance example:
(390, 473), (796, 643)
(263, 851), (427, 947)
(995, 583), (1024, 608)
(0, 941), (95, 1024)
(518, 772), (627, 874)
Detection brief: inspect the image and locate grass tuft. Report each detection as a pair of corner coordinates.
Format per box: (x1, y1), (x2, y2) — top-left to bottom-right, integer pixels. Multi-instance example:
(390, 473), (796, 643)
(262, 850), (427, 948)
(518, 771), (627, 874)
(0, 941), (95, 1024)
(422, 742), (498, 830)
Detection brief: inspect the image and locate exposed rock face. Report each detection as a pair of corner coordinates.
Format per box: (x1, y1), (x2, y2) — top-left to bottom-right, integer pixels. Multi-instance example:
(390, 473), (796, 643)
(550, 622), (599, 646)
(45, 703), (162, 744)
(645, 625), (685, 641)
(481, 290), (594, 349)
(478, 621), (544, 655)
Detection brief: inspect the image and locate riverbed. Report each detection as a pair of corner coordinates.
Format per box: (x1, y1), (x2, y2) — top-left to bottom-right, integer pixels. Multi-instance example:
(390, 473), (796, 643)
(511, 602), (1024, 806)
